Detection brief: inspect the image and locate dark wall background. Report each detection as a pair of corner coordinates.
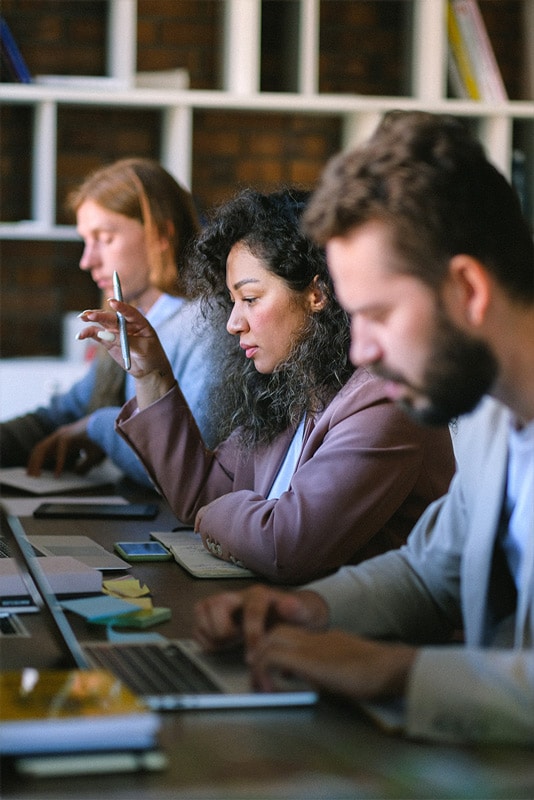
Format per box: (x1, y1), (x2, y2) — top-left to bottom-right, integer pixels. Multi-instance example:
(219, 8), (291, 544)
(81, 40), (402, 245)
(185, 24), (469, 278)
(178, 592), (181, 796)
(0, 0), (526, 357)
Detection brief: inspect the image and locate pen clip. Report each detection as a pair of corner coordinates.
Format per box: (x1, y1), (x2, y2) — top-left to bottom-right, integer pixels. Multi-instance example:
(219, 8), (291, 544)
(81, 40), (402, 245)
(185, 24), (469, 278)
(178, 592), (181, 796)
(112, 271), (131, 371)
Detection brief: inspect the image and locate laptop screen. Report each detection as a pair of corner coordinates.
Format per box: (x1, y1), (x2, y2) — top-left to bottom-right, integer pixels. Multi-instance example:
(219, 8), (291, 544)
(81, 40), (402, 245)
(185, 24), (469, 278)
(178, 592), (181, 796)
(0, 505), (89, 670)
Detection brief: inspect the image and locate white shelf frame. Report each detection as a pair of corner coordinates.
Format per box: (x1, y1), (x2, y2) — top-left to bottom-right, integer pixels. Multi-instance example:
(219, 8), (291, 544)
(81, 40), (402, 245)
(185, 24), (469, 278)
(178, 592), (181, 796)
(1, 0), (532, 240)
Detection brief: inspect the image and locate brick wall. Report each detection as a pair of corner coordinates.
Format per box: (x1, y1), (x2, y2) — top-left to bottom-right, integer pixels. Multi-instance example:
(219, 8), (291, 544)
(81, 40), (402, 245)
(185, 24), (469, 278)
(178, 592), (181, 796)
(0, 0), (525, 357)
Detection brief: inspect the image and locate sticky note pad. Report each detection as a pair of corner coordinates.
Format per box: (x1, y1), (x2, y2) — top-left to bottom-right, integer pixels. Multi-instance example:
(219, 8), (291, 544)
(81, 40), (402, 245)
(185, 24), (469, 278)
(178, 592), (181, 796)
(103, 577), (151, 598)
(61, 595), (142, 622)
(106, 607), (171, 629)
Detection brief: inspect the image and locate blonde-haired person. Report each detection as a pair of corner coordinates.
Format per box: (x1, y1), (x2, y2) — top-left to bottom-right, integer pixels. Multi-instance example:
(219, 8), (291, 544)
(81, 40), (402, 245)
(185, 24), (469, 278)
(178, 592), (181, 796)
(1, 158), (227, 487)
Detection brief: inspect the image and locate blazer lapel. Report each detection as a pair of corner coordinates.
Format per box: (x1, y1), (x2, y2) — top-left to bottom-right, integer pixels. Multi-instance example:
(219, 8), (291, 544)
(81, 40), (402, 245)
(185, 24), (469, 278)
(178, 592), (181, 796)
(462, 420), (510, 645)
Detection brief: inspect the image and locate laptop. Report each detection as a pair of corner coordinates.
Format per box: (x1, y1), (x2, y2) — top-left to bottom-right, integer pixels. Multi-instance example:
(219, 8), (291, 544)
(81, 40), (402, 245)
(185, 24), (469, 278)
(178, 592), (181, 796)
(0, 530), (128, 614)
(26, 535), (130, 571)
(1, 506), (318, 712)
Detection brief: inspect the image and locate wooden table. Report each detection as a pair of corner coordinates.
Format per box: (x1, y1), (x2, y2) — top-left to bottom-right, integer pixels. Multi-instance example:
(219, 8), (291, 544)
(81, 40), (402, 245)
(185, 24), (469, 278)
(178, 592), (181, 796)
(1, 487), (533, 799)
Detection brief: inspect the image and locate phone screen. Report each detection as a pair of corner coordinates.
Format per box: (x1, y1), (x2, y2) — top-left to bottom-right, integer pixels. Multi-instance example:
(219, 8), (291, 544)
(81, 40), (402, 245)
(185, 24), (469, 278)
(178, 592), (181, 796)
(113, 541), (172, 561)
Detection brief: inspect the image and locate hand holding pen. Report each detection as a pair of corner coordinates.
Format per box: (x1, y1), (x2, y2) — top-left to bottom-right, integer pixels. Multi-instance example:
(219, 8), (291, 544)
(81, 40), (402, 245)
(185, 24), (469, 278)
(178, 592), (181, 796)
(75, 299), (177, 409)
(112, 270), (131, 370)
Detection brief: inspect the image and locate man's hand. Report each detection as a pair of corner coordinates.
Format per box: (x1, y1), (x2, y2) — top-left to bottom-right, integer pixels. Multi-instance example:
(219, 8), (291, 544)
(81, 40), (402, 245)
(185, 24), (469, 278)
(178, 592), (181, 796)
(193, 585), (330, 655)
(26, 417), (105, 477)
(249, 626), (417, 698)
(194, 585), (417, 705)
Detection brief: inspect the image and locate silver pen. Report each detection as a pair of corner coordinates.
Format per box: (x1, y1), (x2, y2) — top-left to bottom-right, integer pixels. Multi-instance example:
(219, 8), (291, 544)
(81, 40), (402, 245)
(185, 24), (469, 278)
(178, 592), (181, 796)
(112, 270), (131, 370)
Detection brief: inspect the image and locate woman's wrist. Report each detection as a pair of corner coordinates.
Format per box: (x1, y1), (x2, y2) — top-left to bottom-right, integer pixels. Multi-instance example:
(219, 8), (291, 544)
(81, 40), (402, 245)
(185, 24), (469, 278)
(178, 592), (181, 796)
(136, 368), (176, 409)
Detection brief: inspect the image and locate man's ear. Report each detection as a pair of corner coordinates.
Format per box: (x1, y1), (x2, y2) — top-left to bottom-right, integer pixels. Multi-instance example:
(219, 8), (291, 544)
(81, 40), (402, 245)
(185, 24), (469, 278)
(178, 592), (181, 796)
(308, 275), (328, 313)
(157, 220), (175, 253)
(444, 254), (491, 328)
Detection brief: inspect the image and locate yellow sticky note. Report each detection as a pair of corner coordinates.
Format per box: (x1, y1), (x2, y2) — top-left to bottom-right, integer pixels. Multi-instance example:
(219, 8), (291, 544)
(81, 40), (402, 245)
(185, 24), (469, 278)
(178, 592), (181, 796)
(102, 577), (151, 598)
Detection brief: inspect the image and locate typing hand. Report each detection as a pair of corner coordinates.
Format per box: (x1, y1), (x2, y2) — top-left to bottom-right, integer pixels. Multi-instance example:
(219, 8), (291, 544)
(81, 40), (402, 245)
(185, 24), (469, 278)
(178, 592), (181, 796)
(26, 418), (105, 477)
(192, 585), (329, 655)
(248, 626), (417, 697)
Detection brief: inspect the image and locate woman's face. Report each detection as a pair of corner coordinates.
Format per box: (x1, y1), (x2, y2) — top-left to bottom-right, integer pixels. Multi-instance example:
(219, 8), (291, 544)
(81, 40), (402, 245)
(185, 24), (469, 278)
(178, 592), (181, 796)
(225, 241), (319, 374)
(76, 199), (153, 305)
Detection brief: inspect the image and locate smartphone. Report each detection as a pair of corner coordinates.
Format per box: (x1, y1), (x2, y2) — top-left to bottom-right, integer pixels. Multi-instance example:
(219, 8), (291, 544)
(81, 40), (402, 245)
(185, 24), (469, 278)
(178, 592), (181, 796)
(113, 541), (172, 562)
(33, 503), (159, 520)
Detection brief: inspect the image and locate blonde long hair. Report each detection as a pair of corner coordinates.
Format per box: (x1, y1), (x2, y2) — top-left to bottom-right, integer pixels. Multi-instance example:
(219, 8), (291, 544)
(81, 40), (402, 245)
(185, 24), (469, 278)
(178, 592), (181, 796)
(67, 157), (200, 297)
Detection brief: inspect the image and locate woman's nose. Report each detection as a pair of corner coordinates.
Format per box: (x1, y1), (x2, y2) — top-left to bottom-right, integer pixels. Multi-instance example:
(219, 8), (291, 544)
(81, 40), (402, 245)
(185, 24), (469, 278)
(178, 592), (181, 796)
(226, 305), (246, 335)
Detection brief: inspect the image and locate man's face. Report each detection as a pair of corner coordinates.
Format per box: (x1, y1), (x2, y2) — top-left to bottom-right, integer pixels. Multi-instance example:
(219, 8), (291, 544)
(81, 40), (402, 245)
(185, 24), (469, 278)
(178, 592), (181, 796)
(326, 219), (497, 425)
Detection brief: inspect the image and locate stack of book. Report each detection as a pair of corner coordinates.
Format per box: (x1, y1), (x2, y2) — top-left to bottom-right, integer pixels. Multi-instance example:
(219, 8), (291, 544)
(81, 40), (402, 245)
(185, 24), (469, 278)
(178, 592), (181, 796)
(0, 668), (166, 777)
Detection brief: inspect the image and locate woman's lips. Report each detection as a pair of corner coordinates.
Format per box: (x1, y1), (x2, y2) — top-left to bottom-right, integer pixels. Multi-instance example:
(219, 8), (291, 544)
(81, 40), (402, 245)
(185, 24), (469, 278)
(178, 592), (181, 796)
(241, 344), (258, 359)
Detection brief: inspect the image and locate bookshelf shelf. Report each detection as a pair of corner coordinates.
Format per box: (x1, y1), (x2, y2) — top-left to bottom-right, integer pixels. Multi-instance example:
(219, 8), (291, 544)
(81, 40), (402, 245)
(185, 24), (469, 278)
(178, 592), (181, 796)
(0, 0), (532, 239)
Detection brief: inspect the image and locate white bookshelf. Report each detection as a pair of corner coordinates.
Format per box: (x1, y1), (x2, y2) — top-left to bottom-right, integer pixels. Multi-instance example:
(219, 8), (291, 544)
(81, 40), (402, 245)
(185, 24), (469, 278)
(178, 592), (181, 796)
(1, 0), (532, 240)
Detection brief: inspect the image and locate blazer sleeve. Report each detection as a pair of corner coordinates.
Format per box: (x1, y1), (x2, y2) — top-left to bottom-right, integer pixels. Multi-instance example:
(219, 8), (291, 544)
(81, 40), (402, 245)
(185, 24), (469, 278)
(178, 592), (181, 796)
(116, 383), (241, 516)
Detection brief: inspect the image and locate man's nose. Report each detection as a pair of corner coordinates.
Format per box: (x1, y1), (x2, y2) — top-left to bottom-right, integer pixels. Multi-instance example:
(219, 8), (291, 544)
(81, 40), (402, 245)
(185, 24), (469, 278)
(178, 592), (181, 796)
(350, 320), (382, 366)
(79, 241), (99, 271)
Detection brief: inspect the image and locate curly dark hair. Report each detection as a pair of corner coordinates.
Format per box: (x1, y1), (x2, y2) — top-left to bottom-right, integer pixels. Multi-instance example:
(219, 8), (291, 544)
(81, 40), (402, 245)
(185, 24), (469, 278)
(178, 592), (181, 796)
(184, 187), (354, 448)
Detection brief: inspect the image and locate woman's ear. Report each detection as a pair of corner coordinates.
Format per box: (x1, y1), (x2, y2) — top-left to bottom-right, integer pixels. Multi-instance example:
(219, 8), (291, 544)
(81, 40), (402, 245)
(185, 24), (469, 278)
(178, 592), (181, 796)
(444, 254), (491, 328)
(308, 275), (328, 313)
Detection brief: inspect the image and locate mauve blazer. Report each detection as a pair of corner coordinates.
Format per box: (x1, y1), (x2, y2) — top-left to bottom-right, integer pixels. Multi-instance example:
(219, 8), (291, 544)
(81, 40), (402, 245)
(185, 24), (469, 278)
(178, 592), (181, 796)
(116, 368), (455, 584)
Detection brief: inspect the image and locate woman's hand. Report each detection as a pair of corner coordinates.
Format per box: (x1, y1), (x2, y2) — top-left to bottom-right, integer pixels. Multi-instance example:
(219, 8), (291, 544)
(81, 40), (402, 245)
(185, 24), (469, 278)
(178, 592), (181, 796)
(77, 301), (176, 408)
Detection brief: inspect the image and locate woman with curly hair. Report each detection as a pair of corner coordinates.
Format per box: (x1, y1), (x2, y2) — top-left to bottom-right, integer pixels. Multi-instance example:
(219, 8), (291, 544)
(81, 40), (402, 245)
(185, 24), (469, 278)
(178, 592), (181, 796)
(77, 187), (454, 584)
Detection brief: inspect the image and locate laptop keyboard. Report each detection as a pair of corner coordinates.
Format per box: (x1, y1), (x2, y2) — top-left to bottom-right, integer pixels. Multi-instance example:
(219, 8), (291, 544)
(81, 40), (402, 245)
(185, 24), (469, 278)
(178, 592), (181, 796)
(0, 613), (28, 637)
(0, 615), (19, 635)
(83, 642), (221, 697)
(0, 538), (41, 558)
(0, 538), (11, 558)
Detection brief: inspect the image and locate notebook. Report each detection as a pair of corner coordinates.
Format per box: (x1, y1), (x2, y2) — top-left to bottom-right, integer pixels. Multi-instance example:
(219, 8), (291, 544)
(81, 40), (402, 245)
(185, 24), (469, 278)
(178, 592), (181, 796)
(0, 463), (122, 495)
(151, 528), (255, 578)
(1, 506), (318, 712)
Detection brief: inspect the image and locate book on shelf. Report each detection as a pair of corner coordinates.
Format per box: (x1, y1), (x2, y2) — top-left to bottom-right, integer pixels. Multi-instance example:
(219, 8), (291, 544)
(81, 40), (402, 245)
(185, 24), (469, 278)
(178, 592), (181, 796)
(447, 0), (507, 102)
(512, 149), (531, 221)
(0, 16), (31, 83)
(0, 668), (160, 756)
